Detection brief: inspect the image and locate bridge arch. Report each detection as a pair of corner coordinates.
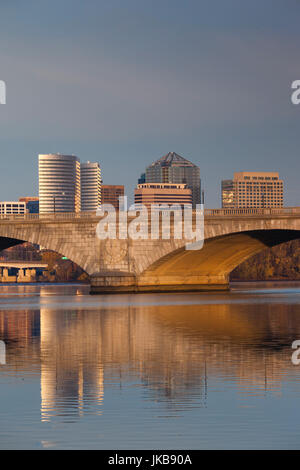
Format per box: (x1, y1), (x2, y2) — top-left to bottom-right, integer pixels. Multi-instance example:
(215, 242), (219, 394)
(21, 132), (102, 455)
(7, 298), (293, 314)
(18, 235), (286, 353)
(0, 220), (94, 275)
(0, 235), (89, 279)
(137, 229), (300, 291)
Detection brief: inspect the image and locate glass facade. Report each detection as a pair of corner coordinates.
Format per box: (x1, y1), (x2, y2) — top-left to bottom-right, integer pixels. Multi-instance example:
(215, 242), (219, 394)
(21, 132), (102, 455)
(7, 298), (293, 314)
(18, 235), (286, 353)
(144, 152), (201, 208)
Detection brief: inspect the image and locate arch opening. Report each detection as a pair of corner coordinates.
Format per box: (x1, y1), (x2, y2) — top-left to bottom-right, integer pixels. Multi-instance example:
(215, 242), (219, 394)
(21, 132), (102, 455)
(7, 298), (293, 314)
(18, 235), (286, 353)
(0, 238), (89, 284)
(138, 230), (300, 291)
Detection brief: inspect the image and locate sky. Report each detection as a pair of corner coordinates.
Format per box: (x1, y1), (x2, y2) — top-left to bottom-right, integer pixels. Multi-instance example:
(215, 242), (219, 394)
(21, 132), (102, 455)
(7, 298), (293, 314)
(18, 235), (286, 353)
(0, 0), (300, 207)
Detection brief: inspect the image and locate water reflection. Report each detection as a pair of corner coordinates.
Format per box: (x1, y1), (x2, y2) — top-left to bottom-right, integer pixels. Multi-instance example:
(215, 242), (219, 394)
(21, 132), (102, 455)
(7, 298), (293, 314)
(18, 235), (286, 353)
(1, 288), (300, 424)
(40, 309), (104, 422)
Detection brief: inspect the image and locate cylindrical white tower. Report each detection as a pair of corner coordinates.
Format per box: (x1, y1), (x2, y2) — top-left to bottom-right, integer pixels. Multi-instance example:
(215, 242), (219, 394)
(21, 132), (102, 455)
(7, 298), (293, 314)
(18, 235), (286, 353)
(81, 161), (102, 212)
(39, 154), (81, 214)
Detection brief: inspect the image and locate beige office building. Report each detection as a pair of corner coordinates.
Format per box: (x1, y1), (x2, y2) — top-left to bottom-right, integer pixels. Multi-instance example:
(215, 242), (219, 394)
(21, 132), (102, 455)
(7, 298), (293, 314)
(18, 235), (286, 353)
(81, 162), (101, 212)
(134, 183), (192, 209)
(39, 154), (81, 213)
(222, 172), (284, 209)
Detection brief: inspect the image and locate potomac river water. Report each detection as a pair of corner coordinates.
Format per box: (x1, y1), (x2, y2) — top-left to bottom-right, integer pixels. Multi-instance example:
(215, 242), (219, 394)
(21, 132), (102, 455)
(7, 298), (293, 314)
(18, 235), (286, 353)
(0, 281), (300, 450)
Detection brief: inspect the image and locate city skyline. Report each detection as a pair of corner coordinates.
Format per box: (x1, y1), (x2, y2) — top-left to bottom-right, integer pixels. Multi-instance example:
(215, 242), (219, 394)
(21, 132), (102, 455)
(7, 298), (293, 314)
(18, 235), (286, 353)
(0, 149), (288, 210)
(0, 1), (300, 207)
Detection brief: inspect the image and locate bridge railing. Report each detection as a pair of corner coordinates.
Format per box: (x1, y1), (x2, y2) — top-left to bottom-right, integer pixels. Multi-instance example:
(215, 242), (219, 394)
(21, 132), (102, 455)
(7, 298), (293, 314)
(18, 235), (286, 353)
(0, 207), (300, 221)
(0, 212), (97, 221)
(204, 207), (300, 216)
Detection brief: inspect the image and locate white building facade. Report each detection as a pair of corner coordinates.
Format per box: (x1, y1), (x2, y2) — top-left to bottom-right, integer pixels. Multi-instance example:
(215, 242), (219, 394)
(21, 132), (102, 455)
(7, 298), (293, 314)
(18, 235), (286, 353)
(0, 202), (26, 216)
(39, 154), (81, 214)
(81, 162), (101, 212)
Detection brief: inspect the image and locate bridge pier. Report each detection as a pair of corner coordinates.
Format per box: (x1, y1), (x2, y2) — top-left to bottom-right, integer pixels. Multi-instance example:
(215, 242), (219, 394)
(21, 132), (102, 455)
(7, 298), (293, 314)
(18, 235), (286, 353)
(136, 274), (230, 293)
(90, 272), (230, 294)
(90, 271), (138, 294)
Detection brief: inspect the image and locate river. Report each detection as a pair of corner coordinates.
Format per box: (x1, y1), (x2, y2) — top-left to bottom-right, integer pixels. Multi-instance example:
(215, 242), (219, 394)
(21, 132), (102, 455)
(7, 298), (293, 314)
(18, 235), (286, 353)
(0, 281), (300, 449)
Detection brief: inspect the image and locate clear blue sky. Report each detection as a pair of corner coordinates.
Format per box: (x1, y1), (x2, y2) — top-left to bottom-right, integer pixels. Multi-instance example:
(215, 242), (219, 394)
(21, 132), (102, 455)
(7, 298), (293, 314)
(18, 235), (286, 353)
(0, 0), (300, 207)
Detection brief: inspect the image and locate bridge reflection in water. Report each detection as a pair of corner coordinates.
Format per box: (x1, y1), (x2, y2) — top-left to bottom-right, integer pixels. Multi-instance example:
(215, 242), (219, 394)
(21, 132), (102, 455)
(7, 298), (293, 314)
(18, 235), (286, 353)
(1, 286), (300, 423)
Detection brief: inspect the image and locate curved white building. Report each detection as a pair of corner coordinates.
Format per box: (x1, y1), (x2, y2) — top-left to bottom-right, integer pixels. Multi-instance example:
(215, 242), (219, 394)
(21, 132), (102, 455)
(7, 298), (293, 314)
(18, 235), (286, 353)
(81, 162), (101, 212)
(39, 154), (81, 214)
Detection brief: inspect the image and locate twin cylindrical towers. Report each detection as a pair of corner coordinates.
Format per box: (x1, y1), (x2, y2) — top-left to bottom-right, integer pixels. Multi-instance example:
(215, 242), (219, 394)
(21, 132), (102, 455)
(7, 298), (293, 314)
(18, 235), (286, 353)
(39, 154), (101, 214)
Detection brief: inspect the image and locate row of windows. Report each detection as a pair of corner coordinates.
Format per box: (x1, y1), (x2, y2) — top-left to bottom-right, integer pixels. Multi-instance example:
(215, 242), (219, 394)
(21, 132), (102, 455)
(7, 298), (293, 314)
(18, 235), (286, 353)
(237, 180), (282, 183)
(243, 177), (279, 181)
(238, 204), (283, 208)
(0, 204), (25, 208)
(239, 198), (283, 201)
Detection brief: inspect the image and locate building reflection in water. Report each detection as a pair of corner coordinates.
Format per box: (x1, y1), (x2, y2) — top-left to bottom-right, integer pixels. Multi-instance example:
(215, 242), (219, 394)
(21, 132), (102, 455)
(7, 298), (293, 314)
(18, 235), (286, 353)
(0, 309), (40, 375)
(1, 297), (300, 422)
(40, 309), (104, 422)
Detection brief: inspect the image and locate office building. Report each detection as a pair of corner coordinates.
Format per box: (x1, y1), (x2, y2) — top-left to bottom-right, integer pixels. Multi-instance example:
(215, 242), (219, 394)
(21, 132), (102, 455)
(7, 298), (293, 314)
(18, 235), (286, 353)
(134, 183), (192, 209)
(221, 172), (284, 209)
(0, 201), (26, 215)
(141, 152), (201, 208)
(221, 180), (235, 209)
(81, 162), (101, 212)
(102, 185), (124, 210)
(39, 154), (81, 213)
(19, 197), (39, 214)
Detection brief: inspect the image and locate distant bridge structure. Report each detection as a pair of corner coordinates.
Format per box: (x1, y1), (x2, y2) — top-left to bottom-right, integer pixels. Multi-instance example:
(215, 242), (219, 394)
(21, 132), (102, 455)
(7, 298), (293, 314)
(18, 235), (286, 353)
(0, 261), (48, 283)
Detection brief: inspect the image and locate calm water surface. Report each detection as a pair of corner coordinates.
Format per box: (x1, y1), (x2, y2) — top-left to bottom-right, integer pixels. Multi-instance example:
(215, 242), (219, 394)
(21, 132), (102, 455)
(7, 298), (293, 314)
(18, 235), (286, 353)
(0, 281), (300, 449)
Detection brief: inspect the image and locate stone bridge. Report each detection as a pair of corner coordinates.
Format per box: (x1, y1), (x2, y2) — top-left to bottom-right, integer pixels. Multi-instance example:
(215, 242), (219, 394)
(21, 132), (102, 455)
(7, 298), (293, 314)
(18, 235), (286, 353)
(0, 207), (300, 293)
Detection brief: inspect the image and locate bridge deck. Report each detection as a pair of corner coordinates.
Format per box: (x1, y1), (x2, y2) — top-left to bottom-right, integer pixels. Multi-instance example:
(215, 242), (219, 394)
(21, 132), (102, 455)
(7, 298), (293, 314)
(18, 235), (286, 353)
(0, 207), (299, 222)
(0, 262), (48, 269)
